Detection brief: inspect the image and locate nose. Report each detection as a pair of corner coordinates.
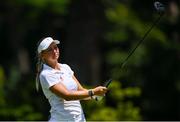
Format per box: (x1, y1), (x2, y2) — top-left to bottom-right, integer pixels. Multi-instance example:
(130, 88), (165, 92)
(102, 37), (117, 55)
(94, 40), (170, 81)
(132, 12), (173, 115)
(53, 47), (59, 53)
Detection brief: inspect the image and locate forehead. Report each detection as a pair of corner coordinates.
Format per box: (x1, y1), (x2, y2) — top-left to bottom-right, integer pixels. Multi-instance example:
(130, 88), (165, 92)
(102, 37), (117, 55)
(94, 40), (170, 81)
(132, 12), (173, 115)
(48, 42), (57, 47)
(41, 42), (58, 54)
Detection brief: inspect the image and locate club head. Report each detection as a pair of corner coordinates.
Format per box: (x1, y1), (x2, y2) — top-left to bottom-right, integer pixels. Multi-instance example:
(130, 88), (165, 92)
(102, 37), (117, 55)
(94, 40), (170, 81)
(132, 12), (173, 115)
(154, 1), (165, 14)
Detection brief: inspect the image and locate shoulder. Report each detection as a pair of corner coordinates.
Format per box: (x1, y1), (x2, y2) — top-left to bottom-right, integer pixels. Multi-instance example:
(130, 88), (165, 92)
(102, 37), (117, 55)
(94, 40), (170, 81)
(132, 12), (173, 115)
(40, 69), (50, 79)
(40, 66), (53, 78)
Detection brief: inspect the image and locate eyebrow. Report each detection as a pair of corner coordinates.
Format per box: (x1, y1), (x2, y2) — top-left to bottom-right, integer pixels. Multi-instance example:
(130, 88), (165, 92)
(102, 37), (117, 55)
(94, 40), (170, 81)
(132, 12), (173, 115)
(46, 45), (58, 51)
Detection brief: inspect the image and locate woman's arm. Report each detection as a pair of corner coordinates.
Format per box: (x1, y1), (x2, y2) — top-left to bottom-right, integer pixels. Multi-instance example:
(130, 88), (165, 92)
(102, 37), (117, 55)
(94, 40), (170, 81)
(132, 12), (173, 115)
(72, 75), (93, 100)
(50, 82), (107, 101)
(72, 75), (87, 91)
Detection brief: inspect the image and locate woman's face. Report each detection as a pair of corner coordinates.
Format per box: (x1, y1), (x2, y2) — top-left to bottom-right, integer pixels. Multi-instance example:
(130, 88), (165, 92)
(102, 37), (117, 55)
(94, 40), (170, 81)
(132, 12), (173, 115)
(41, 42), (59, 63)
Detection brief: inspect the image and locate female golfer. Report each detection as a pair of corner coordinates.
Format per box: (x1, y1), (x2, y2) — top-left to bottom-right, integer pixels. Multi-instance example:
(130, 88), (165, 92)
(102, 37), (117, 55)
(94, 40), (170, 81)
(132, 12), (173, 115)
(36, 37), (107, 121)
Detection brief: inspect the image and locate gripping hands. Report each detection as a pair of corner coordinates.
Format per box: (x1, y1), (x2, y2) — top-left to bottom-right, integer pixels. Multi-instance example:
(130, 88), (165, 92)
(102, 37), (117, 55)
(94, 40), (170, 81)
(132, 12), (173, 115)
(91, 79), (112, 101)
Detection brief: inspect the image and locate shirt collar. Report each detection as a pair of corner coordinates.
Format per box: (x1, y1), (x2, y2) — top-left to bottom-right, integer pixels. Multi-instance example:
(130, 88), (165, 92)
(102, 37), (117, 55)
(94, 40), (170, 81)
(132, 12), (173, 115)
(43, 63), (62, 73)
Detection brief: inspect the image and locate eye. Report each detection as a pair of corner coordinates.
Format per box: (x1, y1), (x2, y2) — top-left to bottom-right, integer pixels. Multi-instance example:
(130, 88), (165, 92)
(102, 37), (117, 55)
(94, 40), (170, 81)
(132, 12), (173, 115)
(46, 48), (53, 52)
(43, 45), (58, 53)
(53, 45), (58, 50)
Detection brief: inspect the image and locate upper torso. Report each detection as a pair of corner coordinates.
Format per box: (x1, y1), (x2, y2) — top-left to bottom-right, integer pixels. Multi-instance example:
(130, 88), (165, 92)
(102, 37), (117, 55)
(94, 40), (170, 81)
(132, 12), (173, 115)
(39, 63), (84, 120)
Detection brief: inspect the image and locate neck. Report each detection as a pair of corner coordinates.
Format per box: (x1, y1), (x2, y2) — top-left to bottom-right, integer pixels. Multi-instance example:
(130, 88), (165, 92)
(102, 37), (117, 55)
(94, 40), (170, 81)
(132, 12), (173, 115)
(46, 60), (60, 70)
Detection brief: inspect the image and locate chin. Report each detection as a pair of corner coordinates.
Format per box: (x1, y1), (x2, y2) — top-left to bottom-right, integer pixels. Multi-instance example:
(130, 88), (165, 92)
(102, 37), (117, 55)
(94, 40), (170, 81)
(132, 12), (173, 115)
(56, 55), (59, 60)
(54, 54), (59, 59)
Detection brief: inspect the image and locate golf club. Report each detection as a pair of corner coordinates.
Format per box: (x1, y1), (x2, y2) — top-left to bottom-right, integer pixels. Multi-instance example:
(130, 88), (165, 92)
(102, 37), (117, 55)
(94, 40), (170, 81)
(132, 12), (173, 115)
(94, 79), (112, 101)
(119, 1), (165, 69)
(103, 79), (112, 88)
(96, 1), (165, 101)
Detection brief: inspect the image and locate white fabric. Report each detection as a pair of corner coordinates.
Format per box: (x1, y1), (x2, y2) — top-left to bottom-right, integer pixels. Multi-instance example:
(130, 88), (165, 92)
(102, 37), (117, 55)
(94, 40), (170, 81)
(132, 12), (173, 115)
(38, 37), (60, 54)
(39, 63), (86, 121)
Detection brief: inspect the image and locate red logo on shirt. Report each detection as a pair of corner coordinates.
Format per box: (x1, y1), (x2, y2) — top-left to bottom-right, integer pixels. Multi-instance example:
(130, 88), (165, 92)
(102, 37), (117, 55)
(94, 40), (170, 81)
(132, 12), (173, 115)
(60, 76), (64, 81)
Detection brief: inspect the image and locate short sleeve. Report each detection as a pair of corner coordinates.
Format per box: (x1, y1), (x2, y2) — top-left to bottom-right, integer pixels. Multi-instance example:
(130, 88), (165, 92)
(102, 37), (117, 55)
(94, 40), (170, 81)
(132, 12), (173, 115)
(40, 72), (61, 88)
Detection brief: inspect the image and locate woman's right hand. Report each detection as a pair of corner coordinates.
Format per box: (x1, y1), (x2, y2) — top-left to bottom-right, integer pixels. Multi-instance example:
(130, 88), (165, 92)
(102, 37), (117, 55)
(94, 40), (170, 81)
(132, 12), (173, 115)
(92, 86), (108, 96)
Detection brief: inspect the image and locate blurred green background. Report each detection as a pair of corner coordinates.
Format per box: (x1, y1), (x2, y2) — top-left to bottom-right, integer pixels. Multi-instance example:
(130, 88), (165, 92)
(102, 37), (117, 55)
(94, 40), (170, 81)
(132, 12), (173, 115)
(0, 0), (179, 121)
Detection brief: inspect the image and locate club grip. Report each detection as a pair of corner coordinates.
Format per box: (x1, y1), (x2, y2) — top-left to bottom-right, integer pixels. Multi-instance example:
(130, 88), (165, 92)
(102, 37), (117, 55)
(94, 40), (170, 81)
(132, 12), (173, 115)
(103, 79), (112, 87)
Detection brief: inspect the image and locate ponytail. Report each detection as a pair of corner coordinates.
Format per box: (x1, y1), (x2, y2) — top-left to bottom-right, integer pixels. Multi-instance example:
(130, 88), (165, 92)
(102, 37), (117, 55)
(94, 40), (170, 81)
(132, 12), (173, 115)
(35, 37), (45, 92)
(35, 55), (43, 91)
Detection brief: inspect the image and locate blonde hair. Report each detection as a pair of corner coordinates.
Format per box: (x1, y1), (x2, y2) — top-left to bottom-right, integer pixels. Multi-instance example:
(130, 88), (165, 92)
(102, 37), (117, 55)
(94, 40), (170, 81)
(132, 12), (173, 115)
(35, 38), (45, 91)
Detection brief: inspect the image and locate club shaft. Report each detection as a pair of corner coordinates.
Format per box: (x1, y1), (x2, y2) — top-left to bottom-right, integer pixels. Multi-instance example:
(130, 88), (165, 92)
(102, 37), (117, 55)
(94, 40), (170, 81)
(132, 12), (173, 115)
(120, 13), (163, 69)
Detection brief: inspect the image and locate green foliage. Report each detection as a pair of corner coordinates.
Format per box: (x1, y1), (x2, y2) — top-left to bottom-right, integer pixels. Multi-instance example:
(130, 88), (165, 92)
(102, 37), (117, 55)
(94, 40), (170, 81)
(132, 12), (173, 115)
(105, 3), (167, 45)
(0, 0), (179, 120)
(0, 66), (44, 120)
(103, 0), (180, 120)
(82, 80), (142, 121)
(98, 1), (168, 121)
(90, 107), (118, 120)
(0, 66), (5, 106)
(104, 2), (168, 81)
(15, 0), (70, 14)
(0, 105), (42, 120)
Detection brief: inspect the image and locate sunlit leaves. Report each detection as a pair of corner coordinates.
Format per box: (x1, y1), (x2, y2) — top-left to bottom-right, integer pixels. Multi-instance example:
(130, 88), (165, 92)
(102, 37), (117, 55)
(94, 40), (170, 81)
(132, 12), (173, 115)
(89, 107), (118, 120)
(106, 50), (127, 65)
(106, 4), (130, 25)
(83, 80), (142, 120)
(117, 101), (141, 120)
(0, 105), (43, 120)
(105, 3), (167, 44)
(104, 2), (168, 80)
(108, 80), (141, 100)
(106, 29), (129, 43)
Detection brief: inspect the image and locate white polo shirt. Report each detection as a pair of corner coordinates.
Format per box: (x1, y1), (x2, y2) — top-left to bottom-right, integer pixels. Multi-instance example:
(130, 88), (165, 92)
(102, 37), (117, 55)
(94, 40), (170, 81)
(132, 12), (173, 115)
(39, 63), (85, 121)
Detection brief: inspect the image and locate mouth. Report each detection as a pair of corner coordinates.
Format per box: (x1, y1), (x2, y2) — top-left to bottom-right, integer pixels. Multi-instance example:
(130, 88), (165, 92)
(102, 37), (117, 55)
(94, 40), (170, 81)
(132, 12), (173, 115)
(52, 52), (59, 59)
(55, 52), (59, 58)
